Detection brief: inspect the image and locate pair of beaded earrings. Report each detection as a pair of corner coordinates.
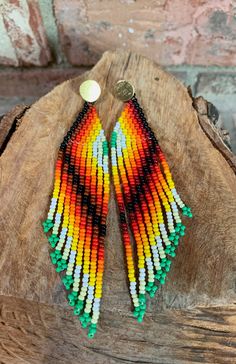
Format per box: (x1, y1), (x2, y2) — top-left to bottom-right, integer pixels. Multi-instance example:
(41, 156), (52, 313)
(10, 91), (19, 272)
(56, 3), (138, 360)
(42, 80), (192, 338)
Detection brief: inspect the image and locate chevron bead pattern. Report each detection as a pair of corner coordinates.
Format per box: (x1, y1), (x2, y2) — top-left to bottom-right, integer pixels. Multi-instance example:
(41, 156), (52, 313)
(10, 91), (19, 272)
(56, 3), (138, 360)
(111, 96), (192, 322)
(43, 103), (110, 338)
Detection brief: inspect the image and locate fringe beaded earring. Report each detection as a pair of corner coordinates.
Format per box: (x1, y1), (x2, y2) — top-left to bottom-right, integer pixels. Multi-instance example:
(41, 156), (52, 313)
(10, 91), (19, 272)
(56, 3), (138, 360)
(111, 80), (192, 323)
(42, 80), (110, 338)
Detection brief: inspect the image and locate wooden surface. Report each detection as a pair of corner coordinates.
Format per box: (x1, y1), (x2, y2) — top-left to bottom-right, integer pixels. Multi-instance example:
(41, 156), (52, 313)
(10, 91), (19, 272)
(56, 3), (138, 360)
(0, 50), (236, 364)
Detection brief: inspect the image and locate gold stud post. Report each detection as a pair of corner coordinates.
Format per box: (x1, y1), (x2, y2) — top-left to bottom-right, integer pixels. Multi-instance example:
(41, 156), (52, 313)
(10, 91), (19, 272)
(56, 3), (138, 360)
(79, 80), (101, 103)
(114, 80), (135, 101)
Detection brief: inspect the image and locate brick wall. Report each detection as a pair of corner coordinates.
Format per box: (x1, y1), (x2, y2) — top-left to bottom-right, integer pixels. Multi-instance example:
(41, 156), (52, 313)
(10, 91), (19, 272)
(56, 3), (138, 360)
(0, 0), (235, 151)
(0, 0), (235, 67)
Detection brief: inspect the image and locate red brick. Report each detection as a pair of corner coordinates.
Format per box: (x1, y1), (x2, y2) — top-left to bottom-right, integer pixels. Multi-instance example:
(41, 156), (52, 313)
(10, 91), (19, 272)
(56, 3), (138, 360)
(54, 0), (235, 66)
(186, 5), (236, 66)
(54, 0), (166, 66)
(0, 0), (51, 66)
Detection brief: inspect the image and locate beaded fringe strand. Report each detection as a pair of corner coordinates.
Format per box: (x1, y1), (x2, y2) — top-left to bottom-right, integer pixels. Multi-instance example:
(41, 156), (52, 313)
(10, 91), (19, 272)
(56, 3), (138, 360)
(111, 96), (192, 322)
(43, 103), (110, 338)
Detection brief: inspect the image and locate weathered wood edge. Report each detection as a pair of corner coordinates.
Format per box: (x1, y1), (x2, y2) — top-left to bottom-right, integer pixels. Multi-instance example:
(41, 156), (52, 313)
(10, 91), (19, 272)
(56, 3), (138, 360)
(0, 104), (29, 155)
(191, 95), (236, 174)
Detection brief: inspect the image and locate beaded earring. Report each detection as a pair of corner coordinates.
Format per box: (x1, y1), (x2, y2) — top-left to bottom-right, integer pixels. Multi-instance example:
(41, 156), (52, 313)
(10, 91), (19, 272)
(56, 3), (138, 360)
(111, 80), (192, 323)
(42, 80), (110, 338)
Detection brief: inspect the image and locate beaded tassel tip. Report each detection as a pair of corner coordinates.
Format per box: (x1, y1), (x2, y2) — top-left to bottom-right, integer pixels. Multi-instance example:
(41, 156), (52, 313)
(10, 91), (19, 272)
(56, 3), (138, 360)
(43, 80), (110, 338)
(111, 80), (192, 322)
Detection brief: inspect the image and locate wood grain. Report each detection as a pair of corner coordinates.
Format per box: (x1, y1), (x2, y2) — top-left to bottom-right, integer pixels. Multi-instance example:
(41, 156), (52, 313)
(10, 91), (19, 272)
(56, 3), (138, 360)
(0, 295), (235, 364)
(0, 50), (235, 363)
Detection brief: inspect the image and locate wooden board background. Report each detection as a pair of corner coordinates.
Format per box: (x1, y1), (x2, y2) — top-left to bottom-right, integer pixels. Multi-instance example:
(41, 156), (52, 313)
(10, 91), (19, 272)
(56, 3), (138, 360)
(0, 50), (236, 364)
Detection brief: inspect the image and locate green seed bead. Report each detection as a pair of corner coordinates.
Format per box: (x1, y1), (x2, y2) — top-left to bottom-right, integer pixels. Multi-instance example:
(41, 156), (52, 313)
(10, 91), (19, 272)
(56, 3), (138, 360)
(141, 303), (146, 310)
(139, 294), (146, 304)
(133, 310), (139, 317)
(137, 315), (144, 323)
(48, 234), (59, 243)
(62, 275), (71, 284)
(88, 332), (95, 339)
(139, 308), (146, 315)
(74, 307), (81, 315)
(68, 293), (75, 300)
(89, 328), (96, 335)
(56, 266), (63, 272)
(152, 286), (158, 294)
(55, 250), (60, 256)
(77, 300), (84, 308)
(43, 219), (54, 232)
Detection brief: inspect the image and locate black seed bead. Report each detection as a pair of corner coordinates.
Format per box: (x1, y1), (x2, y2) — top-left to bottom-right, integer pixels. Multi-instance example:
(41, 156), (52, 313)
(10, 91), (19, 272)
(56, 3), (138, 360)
(73, 174), (79, 184)
(136, 184), (143, 193)
(127, 202), (134, 212)
(93, 215), (100, 225)
(64, 154), (70, 162)
(120, 212), (126, 223)
(77, 184), (85, 194)
(68, 166), (74, 174)
(100, 224), (106, 233)
(82, 194), (89, 205)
